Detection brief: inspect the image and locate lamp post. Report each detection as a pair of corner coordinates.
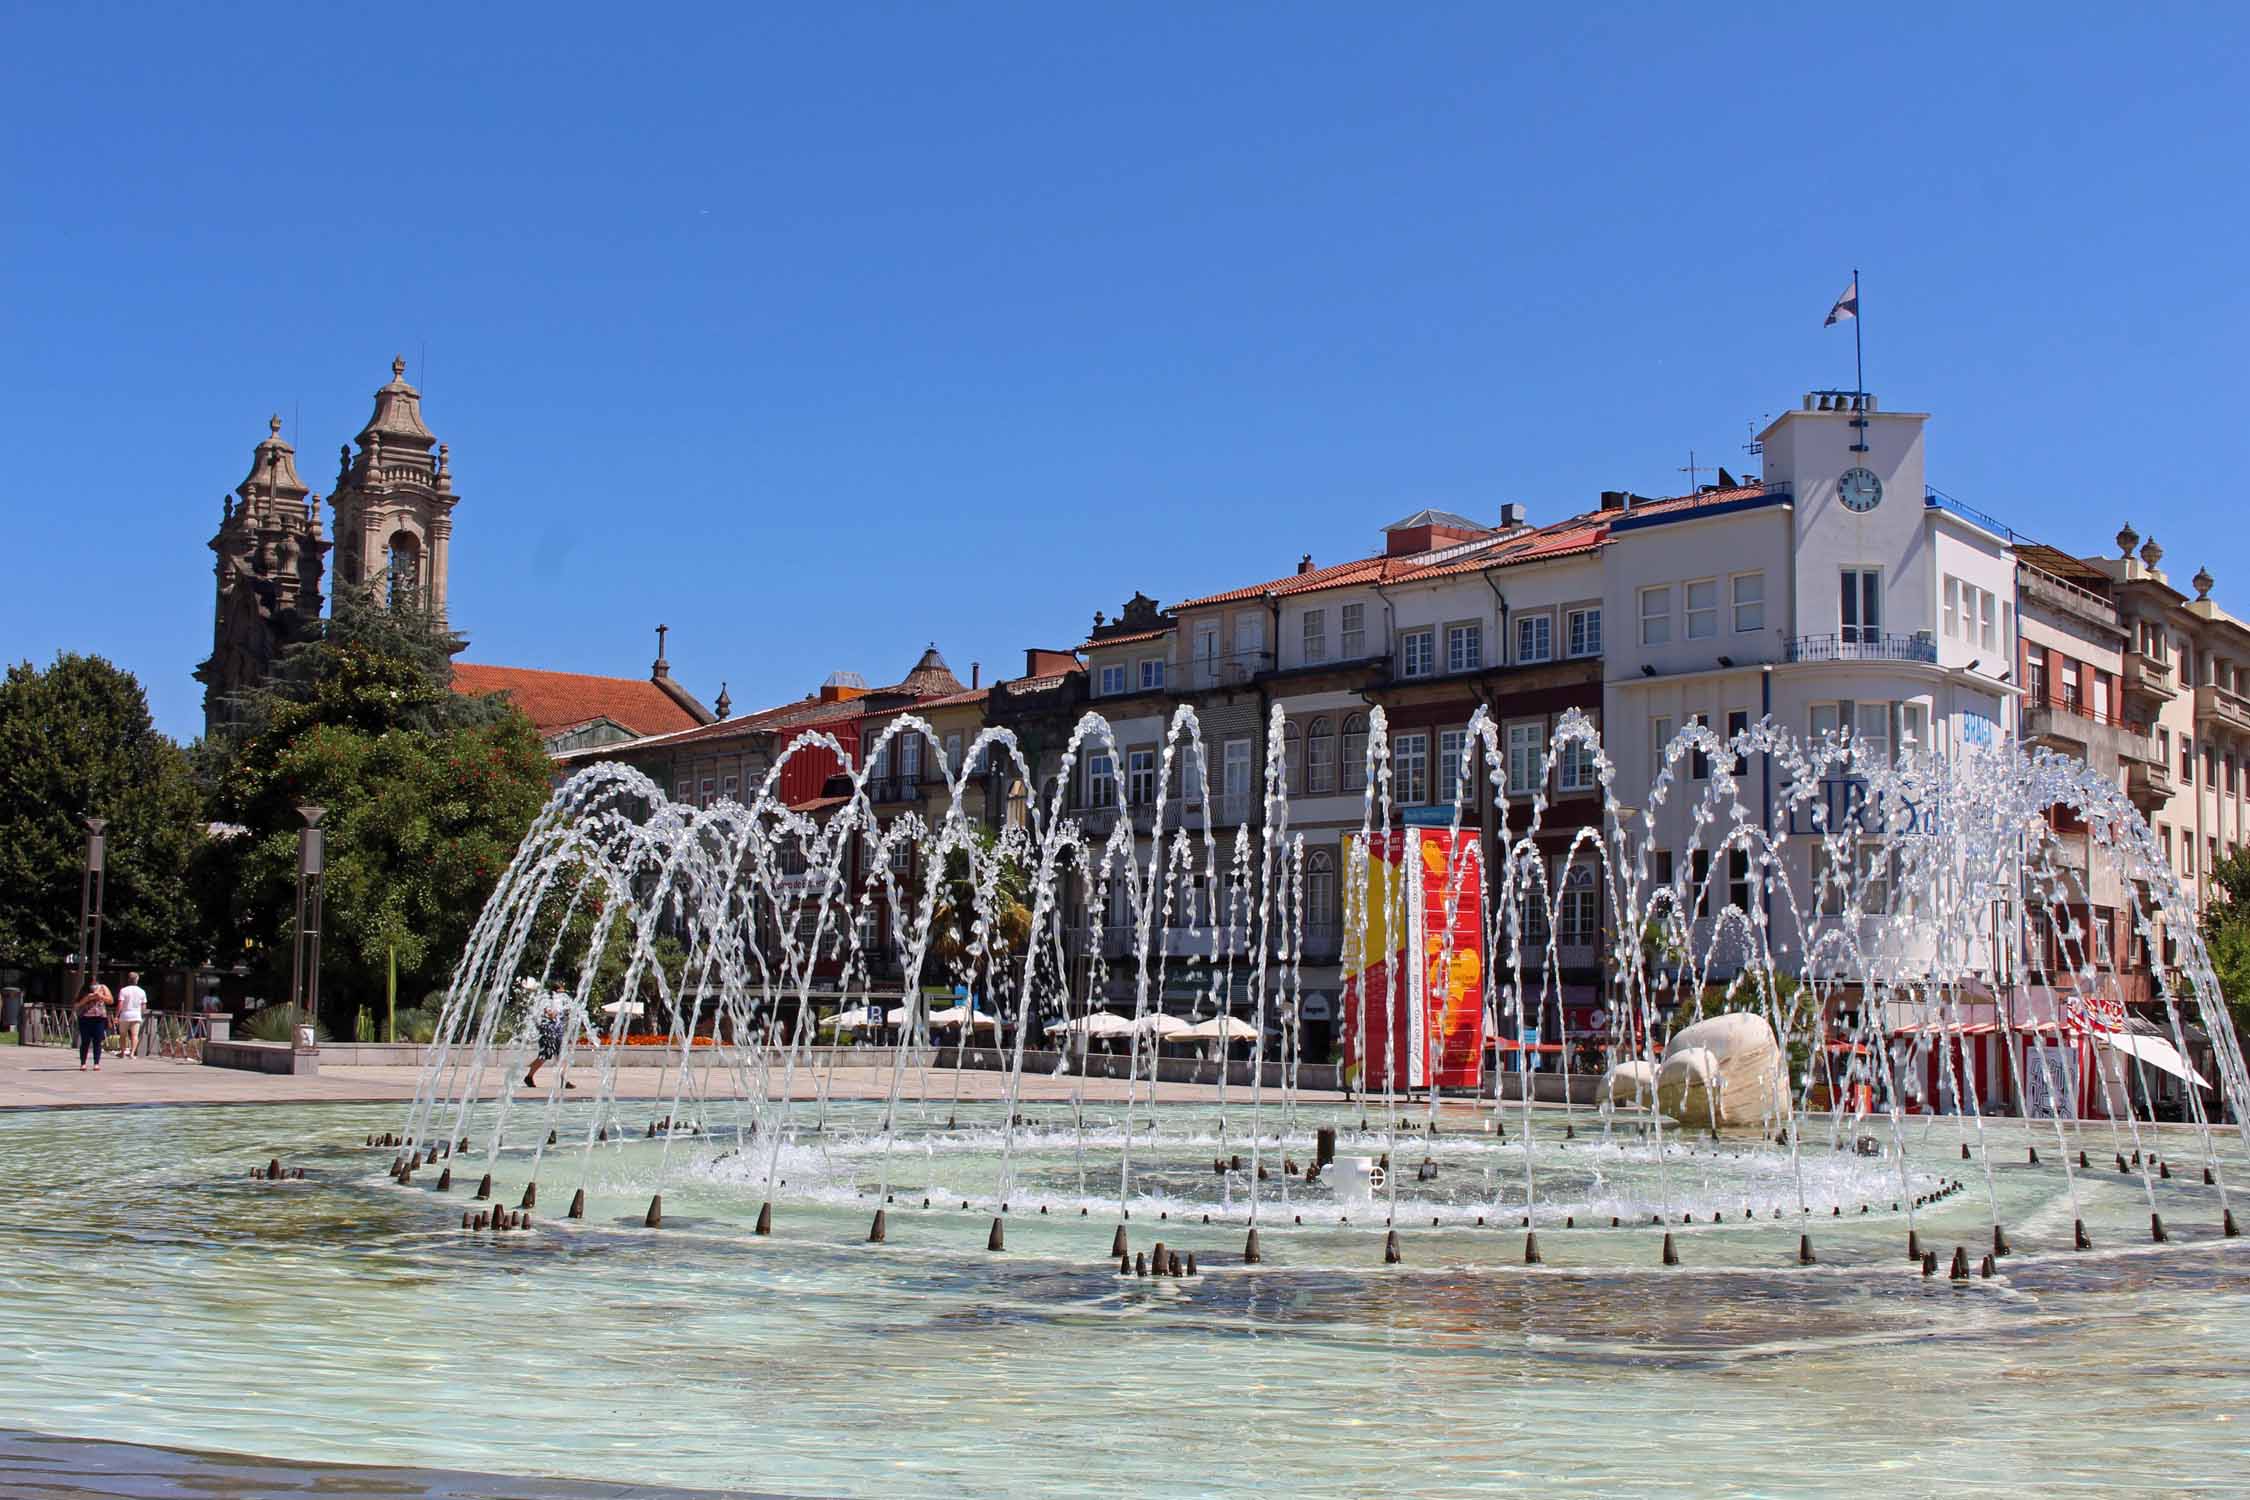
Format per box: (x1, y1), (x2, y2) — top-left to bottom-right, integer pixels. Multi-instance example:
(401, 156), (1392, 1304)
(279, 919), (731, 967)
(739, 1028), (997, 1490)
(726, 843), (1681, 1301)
(290, 806), (326, 1050)
(76, 817), (108, 995)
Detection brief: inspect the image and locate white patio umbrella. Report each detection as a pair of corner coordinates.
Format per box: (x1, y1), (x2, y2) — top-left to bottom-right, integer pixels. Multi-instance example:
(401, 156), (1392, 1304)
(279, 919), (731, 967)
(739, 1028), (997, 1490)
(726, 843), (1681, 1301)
(1059, 1012), (1134, 1037)
(830, 1005), (883, 1029)
(884, 1004), (915, 1025)
(927, 1005), (999, 1030)
(1134, 1013), (1193, 1038)
(599, 1000), (647, 1018)
(1180, 1015), (1259, 1041)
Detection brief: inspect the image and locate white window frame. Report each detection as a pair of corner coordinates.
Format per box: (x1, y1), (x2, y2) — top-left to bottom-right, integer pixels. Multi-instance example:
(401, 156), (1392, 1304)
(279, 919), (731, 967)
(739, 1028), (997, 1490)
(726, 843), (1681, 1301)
(1684, 578), (1718, 640)
(1085, 750), (1117, 809)
(1559, 735), (1596, 793)
(1235, 610), (1267, 661)
(1340, 602), (1366, 659)
(1841, 567), (1882, 646)
(1302, 608), (1327, 665)
(1392, 731), (1429, 804)
(1515, 613), (1552, 664)
(1099, 663), (1126, 696)
(1437, 727), (1467, 801)
(1138, 656), (1165, 690)
(1731, 571), (1765, 634)
(1505, 719), (1545, 797)
(1640, 585), (1672, 647)
(1402, 628), (1436, 678)
(1566, 606), (1601, 659)
(1447, 621), (1484, 673)
(1127, 748), (1158, 806)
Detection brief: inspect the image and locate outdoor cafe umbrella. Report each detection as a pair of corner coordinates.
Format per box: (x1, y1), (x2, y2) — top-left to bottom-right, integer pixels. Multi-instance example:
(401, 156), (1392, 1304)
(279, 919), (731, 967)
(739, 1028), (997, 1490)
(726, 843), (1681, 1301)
(599, 1000), (647, 1018)
(1179, 1015), (1259, 1041)
(927, 1005), (999, 1030)
(1059, 1012), (1134, 1038)
(830, 1005), (884, 1029)
(1134, 1013), (1194, 1038)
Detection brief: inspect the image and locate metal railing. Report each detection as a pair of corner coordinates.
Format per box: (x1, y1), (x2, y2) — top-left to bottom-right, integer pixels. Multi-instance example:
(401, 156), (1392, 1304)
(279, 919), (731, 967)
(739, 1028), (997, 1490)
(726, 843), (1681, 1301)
(2022, 698), (2148, 736)
(1785, 633), (1938, 664)
(1925, 488), (2019, 541)
(17, 1005), (208, 1060)
(1178, 649), (1274, 689)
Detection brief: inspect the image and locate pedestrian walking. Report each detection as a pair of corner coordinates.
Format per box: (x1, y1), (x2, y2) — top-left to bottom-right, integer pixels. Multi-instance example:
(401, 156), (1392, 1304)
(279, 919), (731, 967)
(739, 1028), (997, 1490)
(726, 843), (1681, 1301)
(524, 990), (575, 1089)
(74, 984), (113, 1071)
(116, 971), (148, 1060)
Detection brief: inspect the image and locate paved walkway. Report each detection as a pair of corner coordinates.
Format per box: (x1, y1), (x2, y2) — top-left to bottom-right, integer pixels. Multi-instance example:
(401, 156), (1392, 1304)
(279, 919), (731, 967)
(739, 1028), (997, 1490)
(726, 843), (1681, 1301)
(0, 1043), (1365, 1112)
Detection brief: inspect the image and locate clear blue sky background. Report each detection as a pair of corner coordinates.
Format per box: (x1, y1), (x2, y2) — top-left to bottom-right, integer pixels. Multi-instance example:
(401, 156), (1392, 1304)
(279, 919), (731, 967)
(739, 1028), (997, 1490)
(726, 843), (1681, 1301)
(5, 4), (2245, 742)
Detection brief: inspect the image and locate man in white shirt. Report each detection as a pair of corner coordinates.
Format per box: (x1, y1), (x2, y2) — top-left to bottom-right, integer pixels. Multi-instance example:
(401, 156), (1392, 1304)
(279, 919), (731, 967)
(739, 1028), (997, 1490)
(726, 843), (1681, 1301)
(116, 972), (148, 1060)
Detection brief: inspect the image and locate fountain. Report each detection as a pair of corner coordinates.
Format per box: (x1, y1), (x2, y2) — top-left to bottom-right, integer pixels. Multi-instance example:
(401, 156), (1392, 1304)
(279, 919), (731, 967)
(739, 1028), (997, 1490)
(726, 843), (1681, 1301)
(392, 703), (2244, 1270)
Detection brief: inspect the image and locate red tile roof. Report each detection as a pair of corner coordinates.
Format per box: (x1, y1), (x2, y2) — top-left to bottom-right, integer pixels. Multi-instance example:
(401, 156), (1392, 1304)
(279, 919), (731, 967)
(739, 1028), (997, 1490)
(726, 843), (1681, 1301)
(1080, 625), (1172, 649)
(452, 663), (706, 739)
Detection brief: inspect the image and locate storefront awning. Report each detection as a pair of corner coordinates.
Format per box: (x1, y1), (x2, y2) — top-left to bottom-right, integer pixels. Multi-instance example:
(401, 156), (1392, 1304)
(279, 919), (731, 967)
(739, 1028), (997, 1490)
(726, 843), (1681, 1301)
(2100, 1031), (2212, 1089)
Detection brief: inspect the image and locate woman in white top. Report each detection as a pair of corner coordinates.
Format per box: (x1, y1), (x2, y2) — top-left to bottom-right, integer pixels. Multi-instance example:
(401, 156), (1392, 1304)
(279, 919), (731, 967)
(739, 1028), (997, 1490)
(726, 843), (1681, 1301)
(116, 972), (148, 1060)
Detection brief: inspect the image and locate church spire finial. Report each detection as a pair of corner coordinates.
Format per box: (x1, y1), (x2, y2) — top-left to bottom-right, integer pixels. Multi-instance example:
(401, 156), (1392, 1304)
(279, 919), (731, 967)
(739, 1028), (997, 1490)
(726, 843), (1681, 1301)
(392, 354), (406, 380)
(269, 413), (283, 438)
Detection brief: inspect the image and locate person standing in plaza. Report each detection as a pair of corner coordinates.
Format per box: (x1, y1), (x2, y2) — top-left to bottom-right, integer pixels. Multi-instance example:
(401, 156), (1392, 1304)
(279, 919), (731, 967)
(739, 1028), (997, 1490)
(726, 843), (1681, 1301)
(73, 984), (113, 1071)
(115, 972), (148, 1060)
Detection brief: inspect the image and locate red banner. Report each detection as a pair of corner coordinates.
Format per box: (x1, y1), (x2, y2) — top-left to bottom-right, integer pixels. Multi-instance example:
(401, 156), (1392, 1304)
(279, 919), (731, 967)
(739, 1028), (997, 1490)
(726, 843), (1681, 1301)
(1341, 828), (1485, 1092)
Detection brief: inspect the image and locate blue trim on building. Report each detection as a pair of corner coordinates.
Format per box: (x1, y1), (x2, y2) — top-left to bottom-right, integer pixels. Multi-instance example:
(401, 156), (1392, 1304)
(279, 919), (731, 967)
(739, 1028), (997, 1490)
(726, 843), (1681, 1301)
(1607, 489), (1791, 534)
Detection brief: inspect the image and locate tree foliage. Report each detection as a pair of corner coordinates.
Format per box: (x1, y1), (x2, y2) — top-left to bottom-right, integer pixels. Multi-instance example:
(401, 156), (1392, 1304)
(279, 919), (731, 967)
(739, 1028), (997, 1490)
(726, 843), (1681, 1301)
(2200, 847), (2250, 1048)
(203, 588), (553, 1025)
(0, 654), (206, 969)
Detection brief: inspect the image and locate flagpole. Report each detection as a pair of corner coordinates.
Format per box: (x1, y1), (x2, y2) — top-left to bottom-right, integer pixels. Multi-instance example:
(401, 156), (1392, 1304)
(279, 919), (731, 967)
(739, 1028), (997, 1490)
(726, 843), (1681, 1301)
(1853, 265), (1864, 400)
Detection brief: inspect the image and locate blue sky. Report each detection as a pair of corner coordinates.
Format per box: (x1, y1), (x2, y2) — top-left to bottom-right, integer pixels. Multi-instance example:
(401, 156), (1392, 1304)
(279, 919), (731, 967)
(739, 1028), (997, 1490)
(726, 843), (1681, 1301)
(5, 4), (2245, 741)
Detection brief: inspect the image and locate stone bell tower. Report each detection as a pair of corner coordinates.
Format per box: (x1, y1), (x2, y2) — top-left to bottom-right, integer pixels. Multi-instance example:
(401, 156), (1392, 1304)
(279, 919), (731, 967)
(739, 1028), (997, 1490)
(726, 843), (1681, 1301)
(329, 356), (459, 623)
(195, 415), (330, 737)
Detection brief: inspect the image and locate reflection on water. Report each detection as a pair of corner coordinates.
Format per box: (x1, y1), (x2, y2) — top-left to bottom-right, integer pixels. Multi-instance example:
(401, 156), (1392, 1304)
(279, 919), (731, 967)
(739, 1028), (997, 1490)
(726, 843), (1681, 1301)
(1, 1100), (2245, 1498)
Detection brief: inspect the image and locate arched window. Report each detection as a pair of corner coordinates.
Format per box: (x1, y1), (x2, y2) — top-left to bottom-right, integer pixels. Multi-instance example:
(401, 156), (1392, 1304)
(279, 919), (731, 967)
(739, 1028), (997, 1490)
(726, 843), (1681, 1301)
(385, 530), (422, 610)
(1341, 713), (1368, 792)
(1307, 716), (1335, 795)
(1307, 847), (1337, 932)
(1282, 721), (1304, 796)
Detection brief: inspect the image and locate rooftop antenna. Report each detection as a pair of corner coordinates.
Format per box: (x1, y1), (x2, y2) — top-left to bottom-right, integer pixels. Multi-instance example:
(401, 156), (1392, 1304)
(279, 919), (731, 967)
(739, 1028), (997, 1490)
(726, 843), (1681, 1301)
(1678, 448), (1703, 493)
(1743, 418), (1765, 463)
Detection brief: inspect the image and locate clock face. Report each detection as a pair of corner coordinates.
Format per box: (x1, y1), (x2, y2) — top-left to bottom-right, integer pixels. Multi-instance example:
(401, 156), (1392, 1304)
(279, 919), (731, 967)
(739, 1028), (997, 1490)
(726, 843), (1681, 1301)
(1839, 466), (1884, 513)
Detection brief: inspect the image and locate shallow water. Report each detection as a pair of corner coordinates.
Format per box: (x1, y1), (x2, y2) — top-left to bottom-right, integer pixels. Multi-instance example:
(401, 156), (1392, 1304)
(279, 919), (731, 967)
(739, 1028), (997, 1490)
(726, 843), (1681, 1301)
(2, 1100), (2246, 1497)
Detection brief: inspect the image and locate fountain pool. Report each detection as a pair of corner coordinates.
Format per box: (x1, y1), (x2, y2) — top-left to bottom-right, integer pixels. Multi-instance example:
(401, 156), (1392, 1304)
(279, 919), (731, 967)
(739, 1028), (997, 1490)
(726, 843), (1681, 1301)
(3, 1097), (2246, 1497)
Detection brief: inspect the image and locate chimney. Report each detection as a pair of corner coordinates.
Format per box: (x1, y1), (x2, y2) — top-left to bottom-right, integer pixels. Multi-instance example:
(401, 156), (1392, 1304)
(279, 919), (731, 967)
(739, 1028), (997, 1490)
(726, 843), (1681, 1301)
(1297, 553), (1314, 575)
(971, 661), (981, 688)
(1599, 491), (1628, 512)
(1498, 502), (1527, 530)
(651, 623), (671, 680)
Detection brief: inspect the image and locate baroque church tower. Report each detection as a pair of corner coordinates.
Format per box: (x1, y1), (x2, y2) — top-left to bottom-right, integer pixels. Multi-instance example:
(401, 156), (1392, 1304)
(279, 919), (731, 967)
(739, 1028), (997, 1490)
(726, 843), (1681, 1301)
(329, 356), (459, 620)
(195, 415), (329, 737)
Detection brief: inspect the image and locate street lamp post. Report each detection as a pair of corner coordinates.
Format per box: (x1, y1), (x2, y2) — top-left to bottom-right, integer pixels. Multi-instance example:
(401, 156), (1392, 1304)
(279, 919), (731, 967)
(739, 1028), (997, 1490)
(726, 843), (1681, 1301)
(76, 817), (108, 995)
(291, 806), (326, 1050)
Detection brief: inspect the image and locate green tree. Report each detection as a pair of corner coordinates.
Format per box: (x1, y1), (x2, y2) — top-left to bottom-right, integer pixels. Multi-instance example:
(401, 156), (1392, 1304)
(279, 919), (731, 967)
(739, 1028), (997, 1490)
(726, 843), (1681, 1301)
(0, 654), (205, 970)
(926, 825), (1033, 983)
(204, 589), (553, 1027)
(2200, 848), (2250, 1049)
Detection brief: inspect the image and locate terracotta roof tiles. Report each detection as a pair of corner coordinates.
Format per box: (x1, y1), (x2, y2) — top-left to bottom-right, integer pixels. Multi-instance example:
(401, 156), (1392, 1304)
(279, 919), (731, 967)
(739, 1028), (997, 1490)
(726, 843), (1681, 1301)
(452, 663), (706, 740)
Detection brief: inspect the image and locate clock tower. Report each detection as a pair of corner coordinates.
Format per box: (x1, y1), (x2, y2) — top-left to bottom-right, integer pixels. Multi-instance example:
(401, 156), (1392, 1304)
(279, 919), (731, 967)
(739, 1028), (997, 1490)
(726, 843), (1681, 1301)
(1757, 390), (1930, 650)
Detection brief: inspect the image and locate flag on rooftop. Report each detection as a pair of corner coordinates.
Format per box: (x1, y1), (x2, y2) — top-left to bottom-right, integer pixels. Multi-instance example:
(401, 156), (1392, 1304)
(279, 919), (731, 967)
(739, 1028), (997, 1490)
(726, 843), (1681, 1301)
(1824, 279), (1858, 326)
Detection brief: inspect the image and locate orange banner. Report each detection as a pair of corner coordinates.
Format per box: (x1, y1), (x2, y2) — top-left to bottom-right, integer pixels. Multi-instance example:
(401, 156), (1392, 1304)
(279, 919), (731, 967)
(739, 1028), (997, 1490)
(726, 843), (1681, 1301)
(1341, 828), (1484, 1092)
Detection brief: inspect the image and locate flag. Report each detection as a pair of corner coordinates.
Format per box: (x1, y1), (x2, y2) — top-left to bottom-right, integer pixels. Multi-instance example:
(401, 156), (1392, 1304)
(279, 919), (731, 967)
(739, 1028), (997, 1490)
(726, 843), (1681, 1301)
(1824, 279), (1858, 326)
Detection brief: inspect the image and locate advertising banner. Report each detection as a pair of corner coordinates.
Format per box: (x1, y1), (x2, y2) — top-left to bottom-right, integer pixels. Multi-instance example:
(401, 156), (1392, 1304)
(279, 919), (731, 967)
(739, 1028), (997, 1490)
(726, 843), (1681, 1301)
(1341, 828), (1485, 1092)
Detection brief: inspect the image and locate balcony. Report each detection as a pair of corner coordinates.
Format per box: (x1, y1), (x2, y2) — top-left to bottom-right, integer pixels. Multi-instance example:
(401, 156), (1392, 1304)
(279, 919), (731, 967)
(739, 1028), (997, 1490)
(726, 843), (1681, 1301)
(1784, 632), (1938, 665)
(1161, 793), (1255, 831)
(2018, 565), (2119, 630)
(2127, 759), (2176, 808)
(2021, 700), (2155, 766)
(2195, 682), (2250, 737)
(2123, 650), (2178, 703)
(1177, 649), (1274, 691)
(865, 777), (929, 805)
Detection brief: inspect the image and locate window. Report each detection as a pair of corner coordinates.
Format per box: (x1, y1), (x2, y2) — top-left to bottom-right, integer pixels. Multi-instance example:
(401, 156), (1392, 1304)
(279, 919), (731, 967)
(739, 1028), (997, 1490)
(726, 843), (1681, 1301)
(1943, 576), (1960, 638)
(1402, 628), (1436, 677)
(1302, 608), (1327, 664)
(1283, 721), (1304, 795)
(1236, 611), (1267, 661)
(1515, 615), (1551, 664)
(2158, 727), (2171, 766)
(1691, 849), (1712, 916)
(1727, 709), (1749, 776)
(1559, 735), (1596, 793)
(1127, 749), (1157, 807)
(2026, 653), (2048, 707)
(1900, 703), (1927, 754)
(2206, 747), (2218, 787)
(943, 733), (963, 777)
(1175, 741), (1203, 802)
(1640, 586), (1672, 646)
(1099, 663), (1126, 695)
(1560, 884), (1599, 944)
(1568, 607), (1601, 658)
(720, 774), (738, 802)
(1507, 720), (1545, 796)
(2181, 735), (2195, 782)
(1685, 579), (1718, 640)
(1223, 739), (1252, 816)
(1689, 714), (1711, 780)
(675, 780), (691, 802)
(1307, 848), (1337, 931)
(1342, 714), (1368, 792)
(1652, 715), (1675, 768)
(1732, 572), (1765, 634)
(1727, 849), (1751, 911)
(1979, 591), (1996, 651)
(1438, 728), (1467, 801)
(900, 733), (922, 782)
(1193, 625), (1219, 679)
(1139, 657), (1165, 690)
(1393, 732), (1429, 804)
(699, 777), (716, 806)
(1653, 850), (1675, 888)
(1307, 717), (1336, 794)
(889, 838), (913, 874)
(1841, 568), (1881, 645)
(1085, 750), (1116, 808)
(1449, 622), (1484, 672)
(1340, 602), (1366, 658)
